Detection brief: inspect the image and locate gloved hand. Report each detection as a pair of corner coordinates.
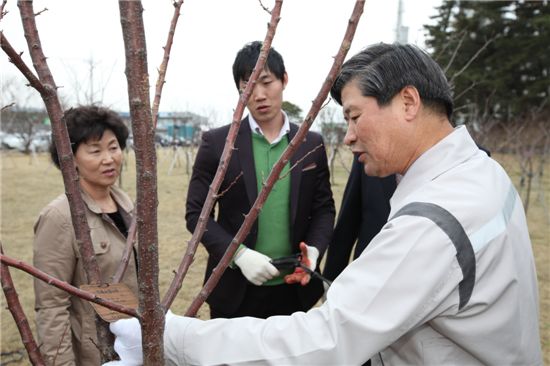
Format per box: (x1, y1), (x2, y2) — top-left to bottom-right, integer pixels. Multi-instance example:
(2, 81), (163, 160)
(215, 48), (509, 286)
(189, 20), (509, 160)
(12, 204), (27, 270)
(284, 242), (319, 286)
(103, 311), (176, 366)
(234, 247), (279, 286)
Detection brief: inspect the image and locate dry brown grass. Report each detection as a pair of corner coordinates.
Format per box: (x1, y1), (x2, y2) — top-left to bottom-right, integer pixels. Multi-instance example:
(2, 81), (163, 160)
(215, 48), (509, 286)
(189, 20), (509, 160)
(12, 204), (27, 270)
(1, 149), (548, 365)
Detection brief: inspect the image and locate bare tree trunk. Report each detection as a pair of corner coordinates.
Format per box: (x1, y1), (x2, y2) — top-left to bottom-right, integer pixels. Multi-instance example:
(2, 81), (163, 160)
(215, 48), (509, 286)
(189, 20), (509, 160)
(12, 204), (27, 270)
(162, 0), (285, 310)
(0, 246), (45, 366)
(185, 0), (366, 317)
(14, 2), (116, 361)
(118, 1), (164, 364)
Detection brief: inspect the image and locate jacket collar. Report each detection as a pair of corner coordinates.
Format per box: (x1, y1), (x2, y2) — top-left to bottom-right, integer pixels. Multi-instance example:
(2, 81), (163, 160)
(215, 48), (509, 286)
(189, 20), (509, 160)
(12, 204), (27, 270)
(390, 126), (479, 216)
(80, 184), (134, 216)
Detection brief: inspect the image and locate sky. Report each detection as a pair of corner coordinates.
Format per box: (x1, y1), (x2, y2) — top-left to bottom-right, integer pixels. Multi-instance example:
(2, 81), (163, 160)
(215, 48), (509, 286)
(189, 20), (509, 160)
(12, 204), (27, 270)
(1, 0), (442, 126)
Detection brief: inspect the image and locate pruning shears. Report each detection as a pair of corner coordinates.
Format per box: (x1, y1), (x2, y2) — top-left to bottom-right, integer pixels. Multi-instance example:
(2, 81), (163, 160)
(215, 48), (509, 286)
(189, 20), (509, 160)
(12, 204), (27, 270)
(270, 254), (332, 286)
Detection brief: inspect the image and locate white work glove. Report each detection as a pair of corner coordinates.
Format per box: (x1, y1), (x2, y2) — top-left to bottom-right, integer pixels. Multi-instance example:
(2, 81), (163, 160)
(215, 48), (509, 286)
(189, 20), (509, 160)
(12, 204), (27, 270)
(284, 242), (319, 286)
(103, 311), (176, 366)
(234, 247), (279, 286)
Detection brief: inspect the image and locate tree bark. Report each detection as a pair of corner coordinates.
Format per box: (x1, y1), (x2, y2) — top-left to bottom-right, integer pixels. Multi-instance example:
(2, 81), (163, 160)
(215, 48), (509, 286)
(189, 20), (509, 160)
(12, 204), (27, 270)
(185, 0), (366, 316)
(118, 1), (164, 364)
(0, 246), (45, 366)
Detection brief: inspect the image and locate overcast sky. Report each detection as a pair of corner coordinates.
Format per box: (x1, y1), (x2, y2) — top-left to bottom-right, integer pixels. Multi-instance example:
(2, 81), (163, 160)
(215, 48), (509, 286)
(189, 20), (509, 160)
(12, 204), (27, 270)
(1, 0), (441, 126)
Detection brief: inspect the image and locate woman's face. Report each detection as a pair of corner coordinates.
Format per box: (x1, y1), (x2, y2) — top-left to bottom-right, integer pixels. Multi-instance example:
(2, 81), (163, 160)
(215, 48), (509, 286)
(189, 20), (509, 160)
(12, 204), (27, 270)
(74, 129), (123, 192)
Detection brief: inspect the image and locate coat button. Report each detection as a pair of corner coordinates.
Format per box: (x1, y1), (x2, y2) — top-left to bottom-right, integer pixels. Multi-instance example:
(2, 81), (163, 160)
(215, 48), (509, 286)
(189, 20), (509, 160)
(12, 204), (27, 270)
(100, 241), (108, 249)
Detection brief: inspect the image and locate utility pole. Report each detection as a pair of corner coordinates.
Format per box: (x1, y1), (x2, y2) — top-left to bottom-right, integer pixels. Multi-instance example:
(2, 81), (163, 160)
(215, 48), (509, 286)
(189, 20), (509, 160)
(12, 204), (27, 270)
(395, 0), (409, 44)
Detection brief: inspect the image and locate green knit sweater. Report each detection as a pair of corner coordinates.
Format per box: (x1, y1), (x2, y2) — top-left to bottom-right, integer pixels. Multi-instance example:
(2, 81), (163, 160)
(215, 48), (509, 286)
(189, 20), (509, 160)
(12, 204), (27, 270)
(251, 132), (292, 285)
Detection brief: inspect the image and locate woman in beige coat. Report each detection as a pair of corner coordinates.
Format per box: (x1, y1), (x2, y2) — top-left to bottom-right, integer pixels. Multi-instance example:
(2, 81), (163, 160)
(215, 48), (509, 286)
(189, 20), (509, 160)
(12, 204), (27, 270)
(33, 106), (138, 366)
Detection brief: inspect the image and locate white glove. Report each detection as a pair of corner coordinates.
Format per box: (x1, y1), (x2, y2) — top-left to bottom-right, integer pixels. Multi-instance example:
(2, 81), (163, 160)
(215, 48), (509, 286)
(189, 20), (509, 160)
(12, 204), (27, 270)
(105, 316), (142, 366)
(104, 311), (176, 366)
(305, 245), (319, 271)
(234, 247), (279, 286)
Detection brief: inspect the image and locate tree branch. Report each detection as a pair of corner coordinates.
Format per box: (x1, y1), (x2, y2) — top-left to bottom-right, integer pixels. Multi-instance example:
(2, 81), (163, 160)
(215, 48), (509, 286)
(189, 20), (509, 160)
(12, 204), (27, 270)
(184, 0), (365, 317)
(161, 0), (285, 310)
(1, 32), (46, 95)
(152, 0), (184, 128)
(1, 246), (45, 366)
(112, 216), (137, 284)
(0, 251), (140, 319)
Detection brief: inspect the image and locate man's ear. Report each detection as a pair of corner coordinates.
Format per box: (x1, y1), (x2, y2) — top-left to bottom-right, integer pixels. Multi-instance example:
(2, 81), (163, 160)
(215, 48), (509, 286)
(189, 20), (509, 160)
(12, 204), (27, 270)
(282, 72), (289, 89)
(400, 86), (421, 121)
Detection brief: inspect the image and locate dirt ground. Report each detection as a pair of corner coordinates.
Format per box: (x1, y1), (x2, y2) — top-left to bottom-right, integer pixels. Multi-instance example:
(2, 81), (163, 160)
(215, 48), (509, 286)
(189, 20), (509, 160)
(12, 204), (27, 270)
(1, 148), (548, 365)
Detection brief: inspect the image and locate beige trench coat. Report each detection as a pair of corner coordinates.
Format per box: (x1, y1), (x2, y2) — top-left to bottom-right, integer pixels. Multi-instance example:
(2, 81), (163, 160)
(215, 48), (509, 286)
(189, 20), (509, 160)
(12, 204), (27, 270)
(33, 185), (138, 366)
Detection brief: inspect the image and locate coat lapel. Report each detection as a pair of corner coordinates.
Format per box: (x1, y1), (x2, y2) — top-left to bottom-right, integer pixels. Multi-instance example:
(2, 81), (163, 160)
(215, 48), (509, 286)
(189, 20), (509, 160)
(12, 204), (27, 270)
(236, 117), (258, 206)
(289, 123), (303, 226)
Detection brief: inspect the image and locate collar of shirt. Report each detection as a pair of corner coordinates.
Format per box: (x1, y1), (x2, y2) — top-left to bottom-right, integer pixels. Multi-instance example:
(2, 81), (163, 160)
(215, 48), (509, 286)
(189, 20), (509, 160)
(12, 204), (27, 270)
(247, 111), (290, 145)
(389, 125), (480, 216)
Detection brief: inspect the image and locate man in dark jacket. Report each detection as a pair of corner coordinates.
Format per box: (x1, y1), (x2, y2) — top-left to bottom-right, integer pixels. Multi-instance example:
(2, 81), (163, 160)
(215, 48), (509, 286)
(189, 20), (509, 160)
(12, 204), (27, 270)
(185, 41), (335, 319)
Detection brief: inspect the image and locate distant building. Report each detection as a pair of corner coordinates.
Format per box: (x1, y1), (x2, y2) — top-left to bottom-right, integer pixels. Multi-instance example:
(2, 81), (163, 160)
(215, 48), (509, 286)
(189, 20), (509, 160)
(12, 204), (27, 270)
(119, 111), (208, 146)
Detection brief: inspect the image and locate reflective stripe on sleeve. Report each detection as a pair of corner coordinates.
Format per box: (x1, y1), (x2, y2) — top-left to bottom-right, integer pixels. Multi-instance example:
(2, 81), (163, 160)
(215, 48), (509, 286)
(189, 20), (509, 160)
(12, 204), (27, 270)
(469, 184), (517, 253)
(391, 202), (475, 310)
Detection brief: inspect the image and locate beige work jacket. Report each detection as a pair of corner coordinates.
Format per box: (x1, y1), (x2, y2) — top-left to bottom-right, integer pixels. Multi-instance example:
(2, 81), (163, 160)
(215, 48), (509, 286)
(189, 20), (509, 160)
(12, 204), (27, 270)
(33, 185), (138, 366)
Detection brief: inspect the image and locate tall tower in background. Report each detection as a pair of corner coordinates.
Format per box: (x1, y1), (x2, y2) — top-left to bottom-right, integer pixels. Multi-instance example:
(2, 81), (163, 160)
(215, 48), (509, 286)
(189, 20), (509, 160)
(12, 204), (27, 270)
(395, 0), (409, 44)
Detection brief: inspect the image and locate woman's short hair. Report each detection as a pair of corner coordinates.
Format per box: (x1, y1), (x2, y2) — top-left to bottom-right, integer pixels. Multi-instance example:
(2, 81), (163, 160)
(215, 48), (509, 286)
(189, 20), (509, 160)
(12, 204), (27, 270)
(49, 105), (129, 169)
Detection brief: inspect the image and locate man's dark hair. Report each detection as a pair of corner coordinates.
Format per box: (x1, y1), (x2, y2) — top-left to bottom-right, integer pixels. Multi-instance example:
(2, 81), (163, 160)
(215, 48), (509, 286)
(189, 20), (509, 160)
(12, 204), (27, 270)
(50, 105), (129, 169)
(232, 41), (286, 90)
(330, 43), (453, 119)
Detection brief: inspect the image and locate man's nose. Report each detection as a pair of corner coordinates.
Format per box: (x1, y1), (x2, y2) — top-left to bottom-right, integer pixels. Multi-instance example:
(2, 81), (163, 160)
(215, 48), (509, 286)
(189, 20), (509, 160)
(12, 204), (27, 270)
(252, 85), (266, 100)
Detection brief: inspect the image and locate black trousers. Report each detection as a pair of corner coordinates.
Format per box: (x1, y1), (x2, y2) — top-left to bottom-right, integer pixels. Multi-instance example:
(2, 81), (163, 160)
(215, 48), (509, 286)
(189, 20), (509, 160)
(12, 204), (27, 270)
(210, 282), (305, 319)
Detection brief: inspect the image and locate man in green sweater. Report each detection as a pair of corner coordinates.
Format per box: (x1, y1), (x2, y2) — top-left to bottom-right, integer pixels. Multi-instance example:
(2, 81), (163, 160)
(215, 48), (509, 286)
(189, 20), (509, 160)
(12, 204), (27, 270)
(185, 41), (335, 319)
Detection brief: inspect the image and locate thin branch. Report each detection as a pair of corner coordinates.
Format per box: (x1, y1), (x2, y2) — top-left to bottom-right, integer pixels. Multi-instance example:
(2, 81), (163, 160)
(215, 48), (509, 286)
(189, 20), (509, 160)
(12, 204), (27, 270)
(34, 7), (47, 16)
(2, 102), (16, 111)
(112, 216), (137, 284)
(0, 0), (8, 21)
(1, 246), (45, 365)
(444, 30), (466, 73)
(152, 0), (184, 128)
(0, 32), (46, 95)
(216, 171), (244, 198)
(185, 0), (366, 317)
(0, 252), (140, 319)
(258, 0), (272, 14)
(450, 35), (496, 84)
(161, 0), (285, 310)
(279, 143), (323, 180)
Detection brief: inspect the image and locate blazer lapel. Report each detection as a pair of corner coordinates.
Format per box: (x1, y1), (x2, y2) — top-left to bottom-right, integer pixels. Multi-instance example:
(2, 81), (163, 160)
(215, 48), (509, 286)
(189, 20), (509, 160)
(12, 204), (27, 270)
(289, 123), (303, 225)
(236, 117), (258, 206)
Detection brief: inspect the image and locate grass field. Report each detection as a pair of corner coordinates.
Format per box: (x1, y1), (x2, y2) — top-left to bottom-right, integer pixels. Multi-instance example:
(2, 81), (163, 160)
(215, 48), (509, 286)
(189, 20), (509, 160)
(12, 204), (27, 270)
(1, 148), (548, 365)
